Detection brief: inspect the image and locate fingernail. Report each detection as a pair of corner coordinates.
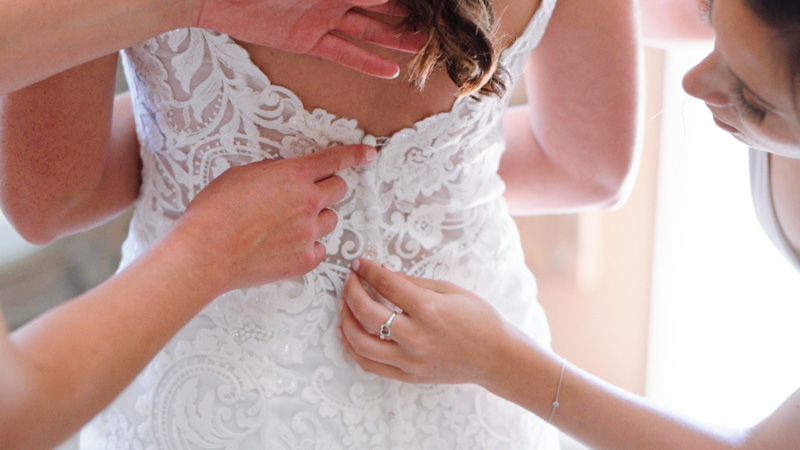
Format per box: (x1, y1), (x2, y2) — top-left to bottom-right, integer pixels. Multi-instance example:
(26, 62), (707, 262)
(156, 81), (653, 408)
(365, 148), (378, 163)
(381, 263), (396, 273)
(351, 258), (361, 271)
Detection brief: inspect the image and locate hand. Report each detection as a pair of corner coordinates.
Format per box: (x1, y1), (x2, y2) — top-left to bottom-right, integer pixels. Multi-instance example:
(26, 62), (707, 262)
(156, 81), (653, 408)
(173, 145), (377, 295)
(340, 258), (517, 387)
(194, 0), (425, 79)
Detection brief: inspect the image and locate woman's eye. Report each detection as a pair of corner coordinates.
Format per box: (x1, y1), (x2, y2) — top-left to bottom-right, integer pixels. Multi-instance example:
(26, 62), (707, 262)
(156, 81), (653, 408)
(731, 85), (767, 124)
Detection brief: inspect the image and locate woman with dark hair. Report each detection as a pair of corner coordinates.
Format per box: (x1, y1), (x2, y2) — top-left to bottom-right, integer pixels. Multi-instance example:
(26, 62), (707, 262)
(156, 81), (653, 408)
(340, 0), (800, 447)
(0, 0), (640, 448)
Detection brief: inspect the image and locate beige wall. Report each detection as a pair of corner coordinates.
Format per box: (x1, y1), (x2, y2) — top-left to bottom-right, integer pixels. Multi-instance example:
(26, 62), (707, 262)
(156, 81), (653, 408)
(514, 47), (665, 395)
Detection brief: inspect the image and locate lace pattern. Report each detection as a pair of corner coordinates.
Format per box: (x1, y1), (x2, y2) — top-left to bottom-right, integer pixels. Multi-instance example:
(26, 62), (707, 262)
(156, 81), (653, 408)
(82, 0), (559, 448)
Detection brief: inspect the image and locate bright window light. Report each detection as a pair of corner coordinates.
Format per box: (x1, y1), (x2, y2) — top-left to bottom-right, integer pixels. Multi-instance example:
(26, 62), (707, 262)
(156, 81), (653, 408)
(646, 47), (800, 428)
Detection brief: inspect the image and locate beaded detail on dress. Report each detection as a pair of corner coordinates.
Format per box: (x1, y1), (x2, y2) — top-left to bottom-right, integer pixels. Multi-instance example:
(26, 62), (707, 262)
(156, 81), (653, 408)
(81, 1), (559, 448)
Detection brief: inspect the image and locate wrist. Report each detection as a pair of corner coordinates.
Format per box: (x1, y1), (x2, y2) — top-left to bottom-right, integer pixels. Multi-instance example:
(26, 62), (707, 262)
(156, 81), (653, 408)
(152, 218), (231, 302)
(480, 325), (563, 418)
(478, 323), (531, 394)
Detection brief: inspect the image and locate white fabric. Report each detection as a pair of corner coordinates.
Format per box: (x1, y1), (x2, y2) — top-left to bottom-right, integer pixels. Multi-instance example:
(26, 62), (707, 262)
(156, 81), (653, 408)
(81, 1), (559, 448)
(749, 149), (800, 272)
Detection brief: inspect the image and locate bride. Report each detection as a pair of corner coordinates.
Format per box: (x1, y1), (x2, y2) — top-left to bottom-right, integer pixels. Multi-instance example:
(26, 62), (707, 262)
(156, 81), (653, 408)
(0, 0), (639, 447)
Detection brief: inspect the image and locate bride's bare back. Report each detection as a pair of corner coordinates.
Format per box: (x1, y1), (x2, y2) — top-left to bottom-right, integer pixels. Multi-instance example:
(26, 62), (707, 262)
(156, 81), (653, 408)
(237, 0), (541, 137)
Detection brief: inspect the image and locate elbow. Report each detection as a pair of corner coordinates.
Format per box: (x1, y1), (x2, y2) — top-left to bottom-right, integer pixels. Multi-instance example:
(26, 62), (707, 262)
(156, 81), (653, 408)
(595, 124), (642, 211)
(0, 197), (73, 245)
(3, 211), (67, 245)
(593, 167), (636, 211)
(588, 149), (640, 211)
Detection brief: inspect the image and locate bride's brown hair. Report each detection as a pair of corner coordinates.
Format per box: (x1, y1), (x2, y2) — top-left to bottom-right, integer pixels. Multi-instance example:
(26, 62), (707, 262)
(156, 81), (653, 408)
(398, 0), (507, 98)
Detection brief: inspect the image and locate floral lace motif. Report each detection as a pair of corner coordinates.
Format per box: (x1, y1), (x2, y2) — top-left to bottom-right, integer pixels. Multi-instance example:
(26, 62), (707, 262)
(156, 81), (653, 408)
(81, 1), (560, 448)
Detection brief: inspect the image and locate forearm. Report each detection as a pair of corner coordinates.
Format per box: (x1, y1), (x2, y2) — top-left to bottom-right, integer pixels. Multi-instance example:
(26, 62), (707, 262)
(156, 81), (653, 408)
(343, 263), (796, 448)
(0, 57), (141, 244)
(0, 225), (220, 450)
(0, 0), (195, 94)
(487, 331), (749, 449)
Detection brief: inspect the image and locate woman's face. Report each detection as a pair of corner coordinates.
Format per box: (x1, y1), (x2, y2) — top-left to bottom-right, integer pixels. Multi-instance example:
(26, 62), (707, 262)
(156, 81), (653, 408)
(682, 0), (800, 158)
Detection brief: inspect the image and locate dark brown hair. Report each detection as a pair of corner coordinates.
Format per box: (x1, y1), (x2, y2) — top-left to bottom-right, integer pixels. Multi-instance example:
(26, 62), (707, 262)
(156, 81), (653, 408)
(746, 0), (800, 80)
(398, 0), (507, 98)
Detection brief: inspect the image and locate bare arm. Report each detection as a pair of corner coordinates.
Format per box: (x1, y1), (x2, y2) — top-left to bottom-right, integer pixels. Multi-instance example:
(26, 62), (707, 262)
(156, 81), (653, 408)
(340, 258), (800, 449)
(0, 0), (423, 94)
(0, 55), (137, 244)
(0, 0), (189, 94)
(0, 144), (377, 450)
(500, 0), (641, 214)
(0, 0), (423, 244)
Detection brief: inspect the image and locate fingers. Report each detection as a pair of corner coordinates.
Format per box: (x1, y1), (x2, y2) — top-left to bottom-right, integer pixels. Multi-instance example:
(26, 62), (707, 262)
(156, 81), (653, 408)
(300, 144), (378, 182)
(350, 258), (462, 295)
(356, 1), (408, 17)
(314, 175), (348, 211)
(335, 11), (426, 53)
(393, 272), (461, 295)
(350, 258), (426, 316)
(340, 330), (410, 382)
(340, 292), (407, 364)
(316, 207), (339, 239)
(308, 34), (401, 79)
(347, 0), (393, 7)
(342, 273), (401, 337)
(312, 241), (328, 266)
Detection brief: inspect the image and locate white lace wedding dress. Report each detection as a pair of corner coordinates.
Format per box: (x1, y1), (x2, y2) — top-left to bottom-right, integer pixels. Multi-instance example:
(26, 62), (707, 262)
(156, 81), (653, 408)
(81, 0), (559, 448)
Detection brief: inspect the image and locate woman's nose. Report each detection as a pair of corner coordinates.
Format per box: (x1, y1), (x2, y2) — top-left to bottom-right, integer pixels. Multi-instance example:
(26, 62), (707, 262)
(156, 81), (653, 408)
(683, 52), (729, 107)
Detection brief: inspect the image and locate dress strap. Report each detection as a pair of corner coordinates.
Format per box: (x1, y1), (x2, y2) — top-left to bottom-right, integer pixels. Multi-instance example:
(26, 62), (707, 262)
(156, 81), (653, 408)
(750, 148), (800, 272)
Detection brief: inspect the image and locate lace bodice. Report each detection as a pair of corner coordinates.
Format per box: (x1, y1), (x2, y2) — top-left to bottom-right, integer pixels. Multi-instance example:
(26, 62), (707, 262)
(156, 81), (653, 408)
(82, 1), (559, 448)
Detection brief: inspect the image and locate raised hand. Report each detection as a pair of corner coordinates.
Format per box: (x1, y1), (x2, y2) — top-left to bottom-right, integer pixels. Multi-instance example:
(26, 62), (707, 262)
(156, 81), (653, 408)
(174, 145), (377, 295)
(340, 258), (520, 387)
(195, 0), (425, 78)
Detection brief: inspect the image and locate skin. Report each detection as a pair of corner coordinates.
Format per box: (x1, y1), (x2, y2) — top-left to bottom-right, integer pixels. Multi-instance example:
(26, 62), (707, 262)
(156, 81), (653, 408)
(682, 0), (800, 159)
(0, 0), (639, 445)
(499, 0), (640, 214)
(0, 0), (425, 94)
(342, 258), (800, 448)
(681, 0), (800, 257)
(0, 0), (641, 245)
(0, 0), (402, 444)
(341, 0), (800, 447)
(0, 144), (377, 450)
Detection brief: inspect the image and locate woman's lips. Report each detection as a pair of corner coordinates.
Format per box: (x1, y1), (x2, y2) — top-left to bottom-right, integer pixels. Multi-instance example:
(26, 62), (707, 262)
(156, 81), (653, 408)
(713, 115), (739, 134)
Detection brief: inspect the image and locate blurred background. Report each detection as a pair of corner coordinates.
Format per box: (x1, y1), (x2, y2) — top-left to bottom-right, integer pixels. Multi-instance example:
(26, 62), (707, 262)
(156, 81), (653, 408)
(2, 44), (799, 449)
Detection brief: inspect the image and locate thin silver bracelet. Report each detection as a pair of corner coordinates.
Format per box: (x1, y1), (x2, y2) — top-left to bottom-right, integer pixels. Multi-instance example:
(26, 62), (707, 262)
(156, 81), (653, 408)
(547, 358), (566, 424)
